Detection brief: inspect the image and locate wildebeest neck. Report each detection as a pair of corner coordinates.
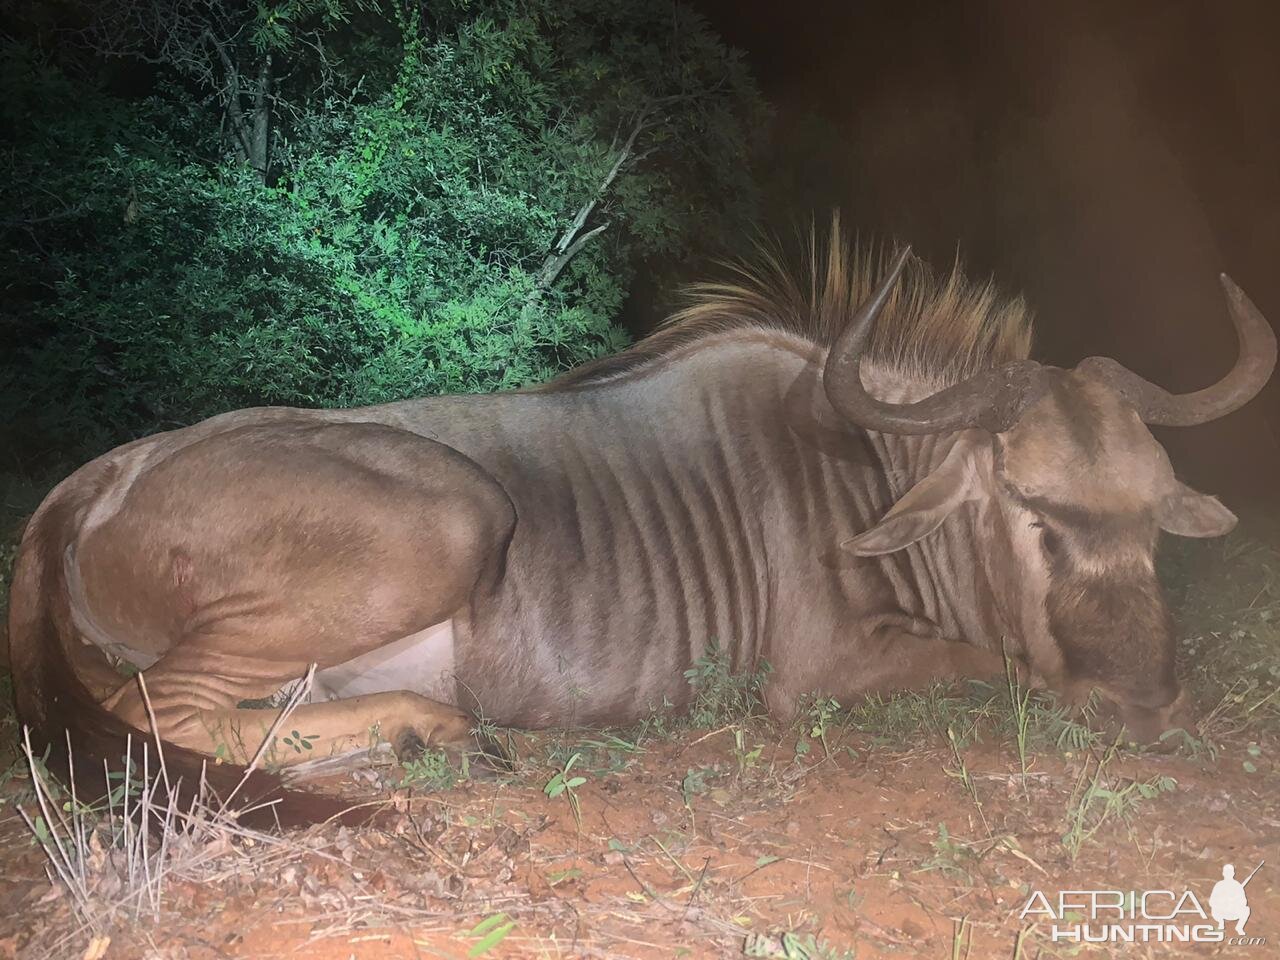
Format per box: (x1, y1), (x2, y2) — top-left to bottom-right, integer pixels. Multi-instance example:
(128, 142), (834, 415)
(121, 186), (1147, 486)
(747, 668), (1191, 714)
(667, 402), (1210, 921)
(859, 427), (1012, 652)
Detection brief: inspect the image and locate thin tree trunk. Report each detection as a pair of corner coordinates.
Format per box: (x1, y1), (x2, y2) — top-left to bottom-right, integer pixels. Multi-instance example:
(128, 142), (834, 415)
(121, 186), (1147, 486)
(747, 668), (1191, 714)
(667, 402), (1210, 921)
(249, 55), (272, 182)
(208, 32), (271, 184)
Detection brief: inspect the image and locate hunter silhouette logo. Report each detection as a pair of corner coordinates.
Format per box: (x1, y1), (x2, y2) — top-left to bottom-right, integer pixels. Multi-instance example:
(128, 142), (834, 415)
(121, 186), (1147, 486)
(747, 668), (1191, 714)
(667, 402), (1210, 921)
(1210, 861), (1263, 936)
(1019, 859), (1267, 945)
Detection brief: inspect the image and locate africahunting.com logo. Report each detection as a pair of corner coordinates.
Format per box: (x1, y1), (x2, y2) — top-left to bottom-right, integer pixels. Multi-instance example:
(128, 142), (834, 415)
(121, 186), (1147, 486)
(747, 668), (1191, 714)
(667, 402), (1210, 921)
(1019, 861), (1266, 945)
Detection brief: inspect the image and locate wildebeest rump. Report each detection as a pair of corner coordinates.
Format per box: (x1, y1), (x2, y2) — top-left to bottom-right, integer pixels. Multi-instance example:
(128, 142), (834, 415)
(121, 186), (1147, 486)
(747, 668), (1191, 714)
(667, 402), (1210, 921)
(8, 225), (1275, 821)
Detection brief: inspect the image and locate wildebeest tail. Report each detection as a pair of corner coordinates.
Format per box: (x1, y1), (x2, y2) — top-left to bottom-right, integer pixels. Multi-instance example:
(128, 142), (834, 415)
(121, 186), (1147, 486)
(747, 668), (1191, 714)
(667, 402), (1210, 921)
(7, 469), (370, 829)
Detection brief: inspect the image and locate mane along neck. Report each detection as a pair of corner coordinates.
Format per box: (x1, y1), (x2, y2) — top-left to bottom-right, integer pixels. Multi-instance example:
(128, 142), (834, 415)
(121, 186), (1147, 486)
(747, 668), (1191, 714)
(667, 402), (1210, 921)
(542, 217), (1034, 394)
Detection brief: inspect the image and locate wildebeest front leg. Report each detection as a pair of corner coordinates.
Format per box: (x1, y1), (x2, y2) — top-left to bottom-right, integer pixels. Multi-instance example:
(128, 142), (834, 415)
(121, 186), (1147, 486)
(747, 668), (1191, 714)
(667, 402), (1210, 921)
(845, 628), (1011, 695)
(773, 617), (1017, 716)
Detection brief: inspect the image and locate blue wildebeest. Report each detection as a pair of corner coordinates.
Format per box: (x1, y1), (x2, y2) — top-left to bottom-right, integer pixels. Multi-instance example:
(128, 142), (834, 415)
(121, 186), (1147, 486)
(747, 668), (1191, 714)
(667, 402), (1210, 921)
(8, 232), (1274, 819)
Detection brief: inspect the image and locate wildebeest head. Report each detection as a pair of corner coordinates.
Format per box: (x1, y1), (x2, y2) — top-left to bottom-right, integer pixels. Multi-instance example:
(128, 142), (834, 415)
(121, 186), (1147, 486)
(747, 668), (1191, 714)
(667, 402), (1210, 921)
(825, 249), (1277, 740)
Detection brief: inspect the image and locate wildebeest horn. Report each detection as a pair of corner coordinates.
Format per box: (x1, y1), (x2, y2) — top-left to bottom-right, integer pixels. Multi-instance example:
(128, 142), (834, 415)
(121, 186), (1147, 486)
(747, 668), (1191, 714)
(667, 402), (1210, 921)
(823, 246), (1051, 435)
(1078, 275), (1277, 426)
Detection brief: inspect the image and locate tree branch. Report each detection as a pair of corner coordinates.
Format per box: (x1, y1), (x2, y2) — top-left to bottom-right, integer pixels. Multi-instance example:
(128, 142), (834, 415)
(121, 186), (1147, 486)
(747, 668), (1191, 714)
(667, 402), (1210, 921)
(549, 114), (644, 261)
(517, 110), (649, 333)
(206, 30), (252, 167)
(536, 221), (610, 291)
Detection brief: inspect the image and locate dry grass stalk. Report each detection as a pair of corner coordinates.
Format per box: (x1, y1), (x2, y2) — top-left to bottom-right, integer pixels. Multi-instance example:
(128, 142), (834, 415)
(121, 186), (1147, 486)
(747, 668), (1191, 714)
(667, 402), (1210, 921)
(17, 666), (322, 947)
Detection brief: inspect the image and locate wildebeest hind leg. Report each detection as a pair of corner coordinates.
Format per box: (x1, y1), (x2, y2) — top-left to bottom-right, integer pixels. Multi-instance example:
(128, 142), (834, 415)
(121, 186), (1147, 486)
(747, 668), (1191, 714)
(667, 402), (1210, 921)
(78, 421), (517, 765)
(103, 650), (474, 766)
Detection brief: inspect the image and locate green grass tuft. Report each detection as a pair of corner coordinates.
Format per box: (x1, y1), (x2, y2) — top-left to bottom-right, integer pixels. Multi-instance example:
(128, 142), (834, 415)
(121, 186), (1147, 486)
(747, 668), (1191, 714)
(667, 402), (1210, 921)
(683, 642), (772, 729)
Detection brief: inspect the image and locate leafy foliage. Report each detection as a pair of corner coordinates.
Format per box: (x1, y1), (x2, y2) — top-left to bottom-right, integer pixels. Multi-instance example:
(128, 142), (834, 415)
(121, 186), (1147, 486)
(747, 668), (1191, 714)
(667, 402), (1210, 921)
(399, 747), (457, 791)
(0, 0), (765, 456)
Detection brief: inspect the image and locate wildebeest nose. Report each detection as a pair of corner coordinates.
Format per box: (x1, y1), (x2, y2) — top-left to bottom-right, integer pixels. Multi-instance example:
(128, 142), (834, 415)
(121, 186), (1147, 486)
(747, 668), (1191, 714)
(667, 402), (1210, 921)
(1132, 679), (1180, 711)
(1108, 685), (1196, 746)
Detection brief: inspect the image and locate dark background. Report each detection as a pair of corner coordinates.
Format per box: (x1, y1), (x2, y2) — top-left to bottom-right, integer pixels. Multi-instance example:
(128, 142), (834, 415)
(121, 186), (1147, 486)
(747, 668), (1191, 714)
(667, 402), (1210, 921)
(694, 0), (1280, 500)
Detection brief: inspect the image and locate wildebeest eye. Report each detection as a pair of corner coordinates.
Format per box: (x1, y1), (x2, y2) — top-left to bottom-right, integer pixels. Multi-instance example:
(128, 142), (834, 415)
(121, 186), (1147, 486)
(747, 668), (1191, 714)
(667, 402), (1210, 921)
(1038, 525), (1062, 557)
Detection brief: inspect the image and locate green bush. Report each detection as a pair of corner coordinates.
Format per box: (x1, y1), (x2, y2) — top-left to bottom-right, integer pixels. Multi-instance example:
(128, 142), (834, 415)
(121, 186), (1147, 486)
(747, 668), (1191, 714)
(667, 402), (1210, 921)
(0, 0), (765, 456)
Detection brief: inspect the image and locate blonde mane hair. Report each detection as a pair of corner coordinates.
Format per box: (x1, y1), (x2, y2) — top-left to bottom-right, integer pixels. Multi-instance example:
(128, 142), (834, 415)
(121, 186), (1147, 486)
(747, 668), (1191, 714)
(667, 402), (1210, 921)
(544, 216), (1033, 391)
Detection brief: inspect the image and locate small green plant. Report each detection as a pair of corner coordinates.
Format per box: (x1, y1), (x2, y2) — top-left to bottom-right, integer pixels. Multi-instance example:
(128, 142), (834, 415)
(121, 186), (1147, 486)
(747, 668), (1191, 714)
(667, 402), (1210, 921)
(542, 730), (643, 778)
(465, 913), (516, 957)
(280, 730), (318, 754)
(11, 746), (142, 835)
(1156, 725), (1217, 760)
(471, 713), (499, 742)
(1004, 658), (1034, 799)
(844, 684), (975, 745)
(683, 643), (772, 728)
(399, 748), (457, 791)
(844, 672), (1114, 775)
(804, 695), (842, 758)
(1061, 739), (1177, 860)
(544, 752), (588, 826)
(470, 710), (508, 761)
(731, 727), (764, 777)
(1242, 741), (1263, 773)
(920, 822), (976, 883)
(1023, 692), (1101, 754)
(636, 696), (678, 741)
(944, 727), (990, 836)
(577, 733), (644, 773)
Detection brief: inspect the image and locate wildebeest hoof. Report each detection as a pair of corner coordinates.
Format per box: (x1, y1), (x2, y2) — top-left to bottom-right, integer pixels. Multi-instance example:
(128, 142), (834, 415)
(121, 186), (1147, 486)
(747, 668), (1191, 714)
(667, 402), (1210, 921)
(393, 728), (428, 761)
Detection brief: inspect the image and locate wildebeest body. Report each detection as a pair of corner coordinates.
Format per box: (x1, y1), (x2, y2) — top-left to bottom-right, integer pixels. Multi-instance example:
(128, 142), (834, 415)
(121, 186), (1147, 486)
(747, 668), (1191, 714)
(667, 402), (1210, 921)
(57, 333), (1005, 730)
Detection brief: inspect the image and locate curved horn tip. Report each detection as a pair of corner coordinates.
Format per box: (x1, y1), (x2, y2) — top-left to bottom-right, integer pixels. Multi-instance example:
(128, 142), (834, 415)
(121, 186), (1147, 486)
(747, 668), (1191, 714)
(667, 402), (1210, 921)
(1217, 274), (1274, 345)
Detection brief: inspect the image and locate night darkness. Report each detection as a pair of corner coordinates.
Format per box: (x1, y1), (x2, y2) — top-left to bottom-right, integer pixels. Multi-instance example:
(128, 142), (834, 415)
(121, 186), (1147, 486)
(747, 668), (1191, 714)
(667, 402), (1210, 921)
(695, 0), (1280, 499)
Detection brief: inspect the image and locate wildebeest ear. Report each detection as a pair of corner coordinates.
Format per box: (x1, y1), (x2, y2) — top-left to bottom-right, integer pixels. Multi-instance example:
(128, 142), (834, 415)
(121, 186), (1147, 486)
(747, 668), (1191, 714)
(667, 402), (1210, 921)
(1155, 482), (1238, 538)
(843, 433), (986, 556)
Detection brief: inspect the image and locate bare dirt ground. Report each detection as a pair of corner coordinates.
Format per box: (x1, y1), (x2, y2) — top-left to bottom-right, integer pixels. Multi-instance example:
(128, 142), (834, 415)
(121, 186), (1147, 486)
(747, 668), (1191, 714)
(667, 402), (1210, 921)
(0, 716), (1276, 960)
(1, 505), (1277, 959)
